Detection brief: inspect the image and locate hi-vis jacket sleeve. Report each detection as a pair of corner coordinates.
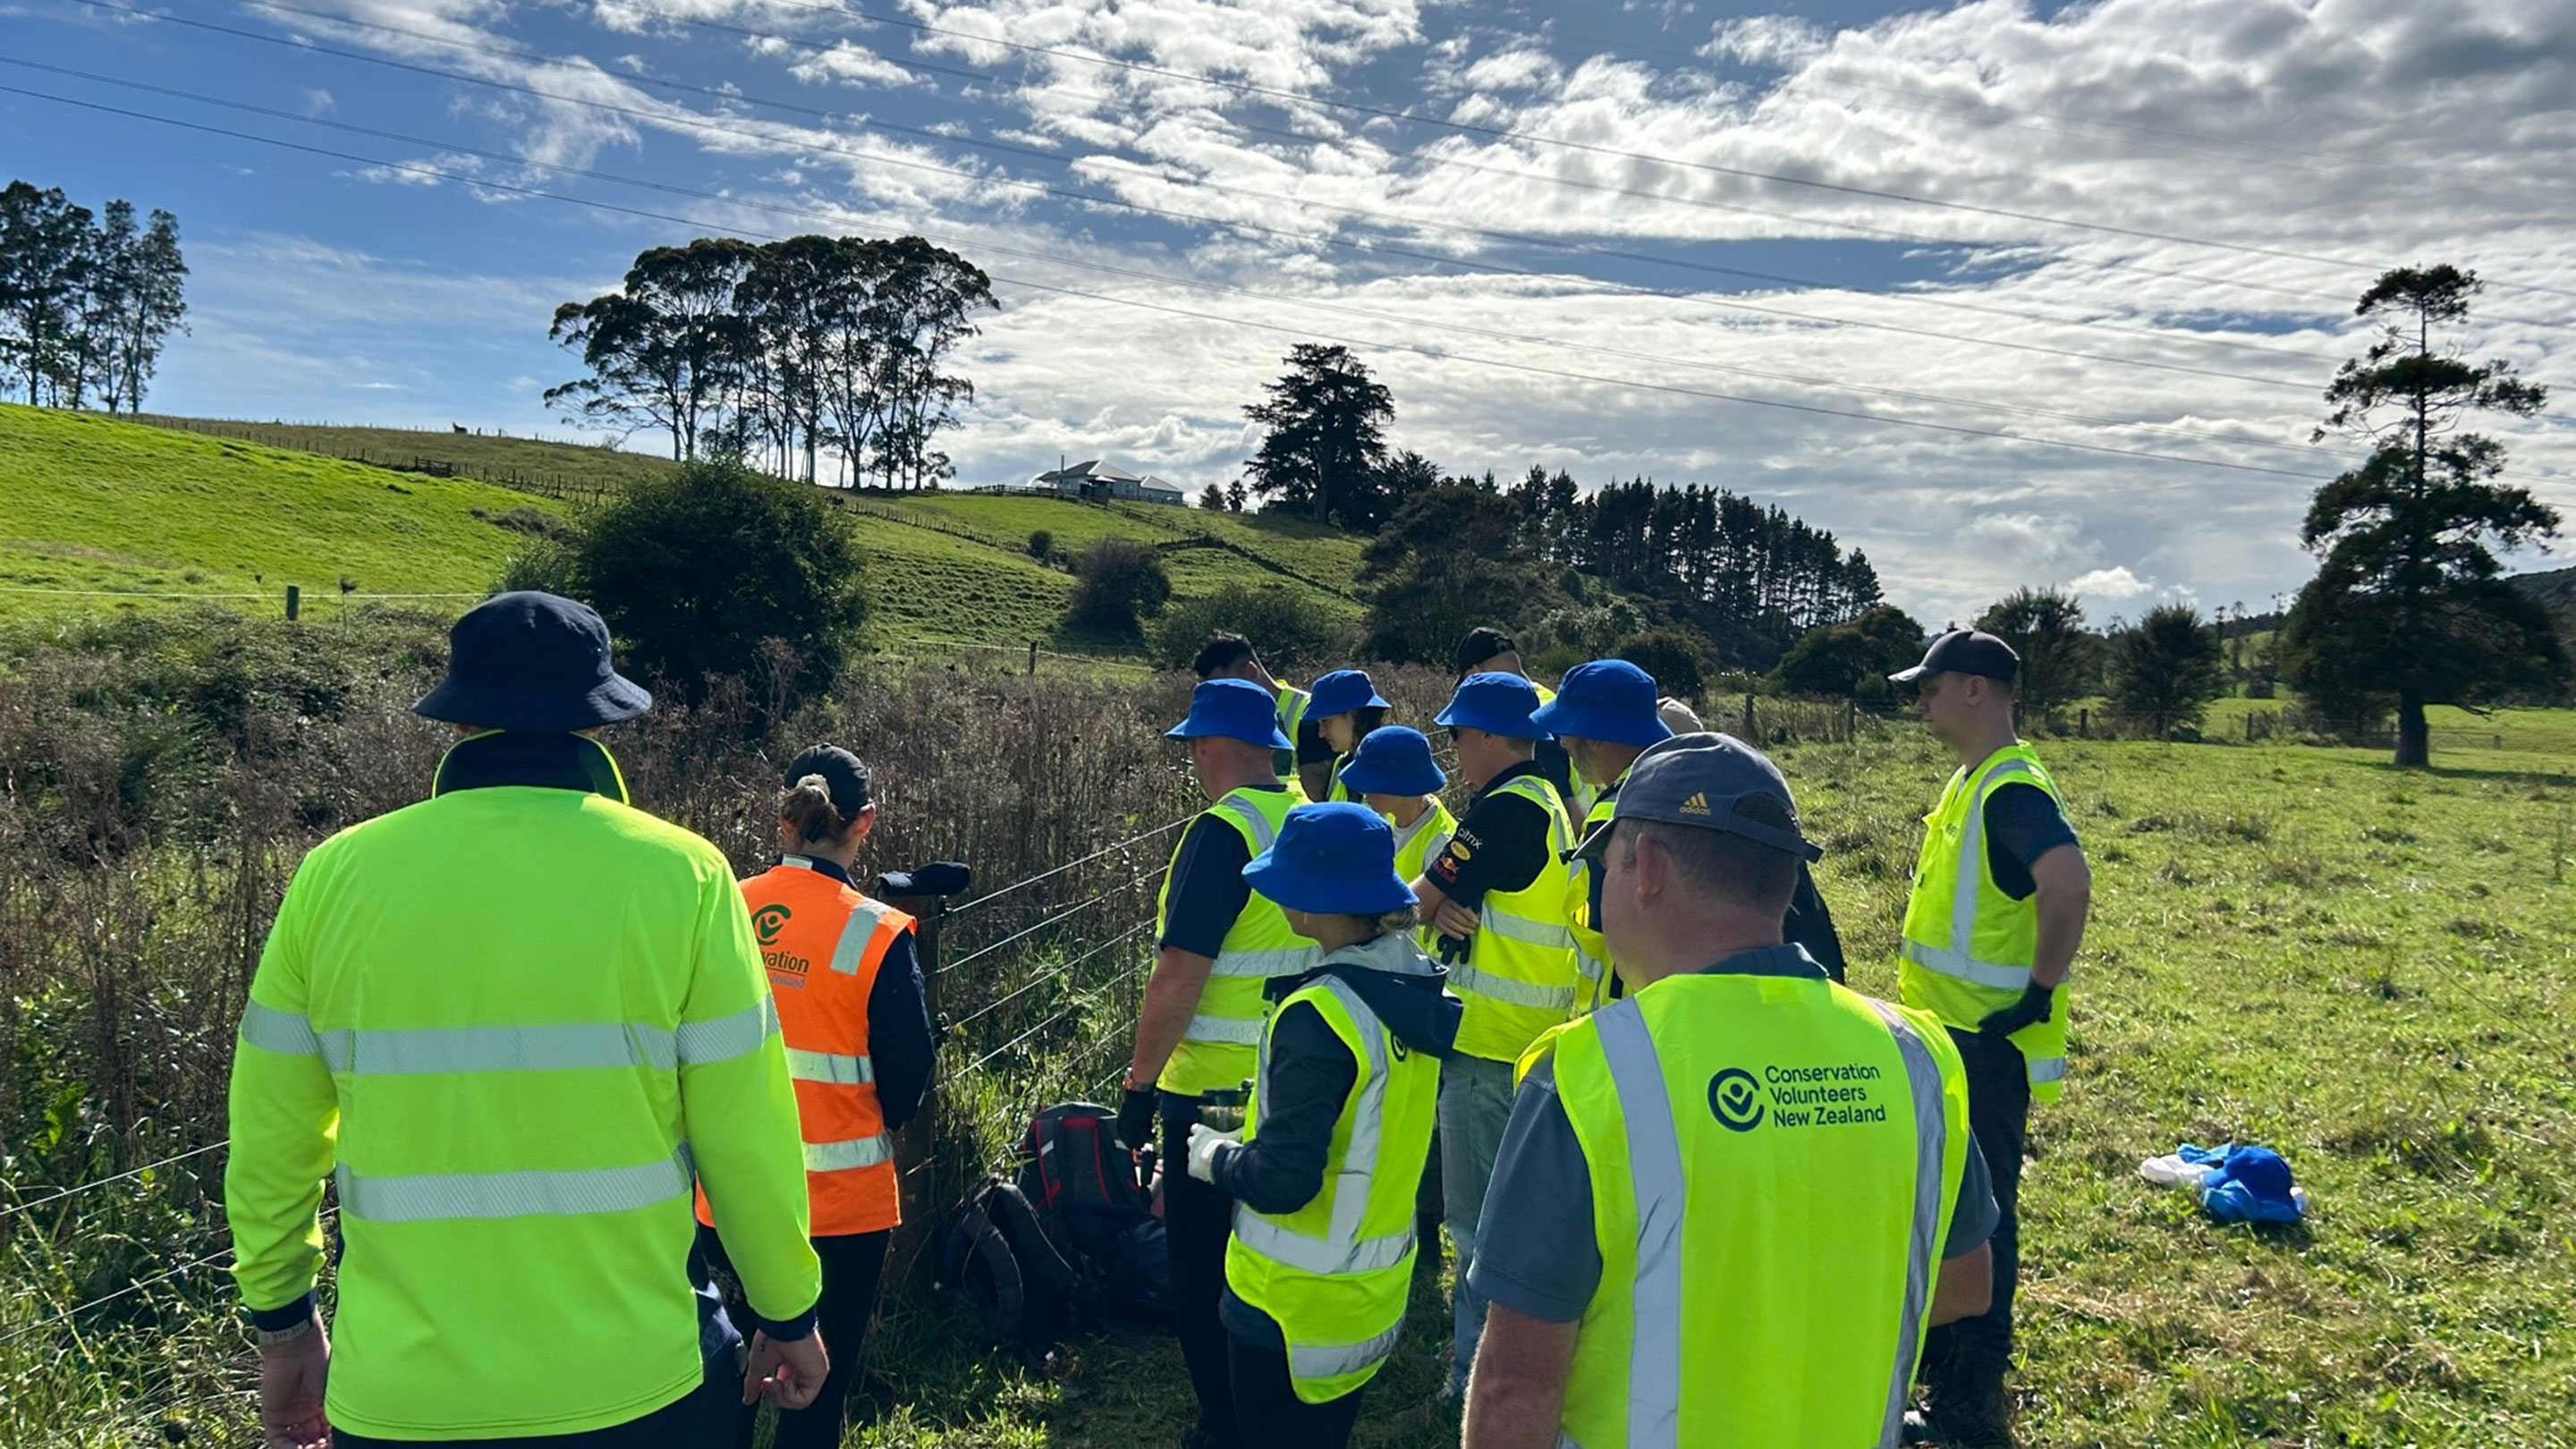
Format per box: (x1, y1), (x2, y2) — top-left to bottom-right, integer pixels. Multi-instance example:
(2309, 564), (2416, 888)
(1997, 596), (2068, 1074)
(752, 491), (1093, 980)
(225, 859), (340, 1321)
(683, 865), (823, 1328)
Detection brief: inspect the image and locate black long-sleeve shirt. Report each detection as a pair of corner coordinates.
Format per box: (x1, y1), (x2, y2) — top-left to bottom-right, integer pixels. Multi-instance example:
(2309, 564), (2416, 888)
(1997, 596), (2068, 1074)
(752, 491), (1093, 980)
(783, 855), (935, 1130)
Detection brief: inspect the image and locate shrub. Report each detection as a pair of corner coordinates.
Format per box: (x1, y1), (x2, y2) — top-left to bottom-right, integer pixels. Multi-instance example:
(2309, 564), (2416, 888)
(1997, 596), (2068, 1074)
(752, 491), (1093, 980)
(1028, 529), (1054, 563)
(507, 459), (866, 707)
(1066, 537), (1171, 635)
(1614, 629), (1707, 698)
(1149, 584), (1353, 673)
(1773, 606), (1928, 698)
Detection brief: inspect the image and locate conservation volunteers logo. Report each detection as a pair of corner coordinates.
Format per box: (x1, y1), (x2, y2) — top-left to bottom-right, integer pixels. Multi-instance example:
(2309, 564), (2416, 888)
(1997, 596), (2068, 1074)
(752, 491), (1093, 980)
(752, 903), (812, 980)
(1707, 1061), (1891, 1132)
(752, 902), (793, 945)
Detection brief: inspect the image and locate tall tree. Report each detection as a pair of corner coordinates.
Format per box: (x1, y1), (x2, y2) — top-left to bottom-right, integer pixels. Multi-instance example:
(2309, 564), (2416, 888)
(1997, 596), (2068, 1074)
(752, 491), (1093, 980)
(863, 236), (996, 490)
(2277, 265), (2563, 766)
(1976, 586), (2096, 719)
(1242, 344), (1394, 529)
(0, 182), (96, 406)
(547, 237), (758, 461)
(2106, 604), (2224, 739)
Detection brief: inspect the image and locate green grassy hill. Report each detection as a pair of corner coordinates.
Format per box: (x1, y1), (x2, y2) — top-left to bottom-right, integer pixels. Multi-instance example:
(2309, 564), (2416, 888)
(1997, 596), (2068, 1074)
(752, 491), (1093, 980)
(0, 405), (566, 618)
(26, 411), (1367, 657)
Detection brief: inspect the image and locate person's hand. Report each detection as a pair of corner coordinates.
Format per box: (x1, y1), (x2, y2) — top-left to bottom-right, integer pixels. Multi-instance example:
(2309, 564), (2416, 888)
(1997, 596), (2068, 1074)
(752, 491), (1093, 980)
(257, 1317), (332, 1449)
(1432, 900), (1481, 940)
(1116, 1085), (1159, 1154)
(1186, 1123), (1240, 1183)
(1977, 982), (2055, 1038)
(741, 1329), (830, 1410)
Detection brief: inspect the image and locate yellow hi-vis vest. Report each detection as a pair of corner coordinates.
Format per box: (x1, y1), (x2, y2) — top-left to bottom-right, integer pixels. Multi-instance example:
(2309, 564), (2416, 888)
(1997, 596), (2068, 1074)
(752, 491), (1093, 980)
(1224, 967), (1439, 1404)
(1566, 773), (1623, 1017)
(1389, 797), (1457, 885)
(1157, 785), (1316, 1096)
(1450, 774), (1580, 1063)
(1538, 971), (1971, 1449)
(1275, 686), (1311, 781)
(1897, 742), (2071, 1104)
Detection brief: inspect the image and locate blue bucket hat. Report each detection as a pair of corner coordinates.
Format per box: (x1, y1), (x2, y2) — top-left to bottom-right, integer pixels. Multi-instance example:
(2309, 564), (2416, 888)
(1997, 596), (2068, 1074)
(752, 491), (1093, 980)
(1435, 671), (1546, 740)
(1307, 668), (1389, 720)
(1165, 678), (1294, 749)
(1336, 725), (1445, 797)
(1530, 660), (1674, 749)
(1243, 802), (1419, 916)
(411, 591), (652, 733)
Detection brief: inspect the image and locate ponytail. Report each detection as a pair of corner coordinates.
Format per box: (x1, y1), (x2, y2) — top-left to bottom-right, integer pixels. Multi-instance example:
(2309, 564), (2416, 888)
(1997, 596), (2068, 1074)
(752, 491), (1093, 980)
(780, 774), (844, 845)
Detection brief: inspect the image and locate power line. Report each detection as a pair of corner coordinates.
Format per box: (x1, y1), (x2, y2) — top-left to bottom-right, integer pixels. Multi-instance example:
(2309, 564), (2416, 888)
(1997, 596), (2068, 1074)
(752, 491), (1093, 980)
(15, 83), (2494, 488)
(41, 63), (2375, 462)
(198, 0), (2369, 377)
(217, 0), (2414, 321)
(518, 0), (2576, 301)
(2, 72), (2417, 479)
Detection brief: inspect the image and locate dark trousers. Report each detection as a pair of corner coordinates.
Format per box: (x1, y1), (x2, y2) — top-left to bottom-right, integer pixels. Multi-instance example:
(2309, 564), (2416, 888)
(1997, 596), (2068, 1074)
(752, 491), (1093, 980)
(1164, 1092), (1238, 1445)
(698, 1224), (892, 1449)
(330, 1352), (735, 1448)
(1923, 1028), (2029, 1389)
(1228, 1333), (1366, 1449)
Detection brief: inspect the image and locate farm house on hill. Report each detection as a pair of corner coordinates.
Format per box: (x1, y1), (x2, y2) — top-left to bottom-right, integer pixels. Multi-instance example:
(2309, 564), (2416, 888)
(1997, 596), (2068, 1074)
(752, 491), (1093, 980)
(1028, 460), (1187, 504)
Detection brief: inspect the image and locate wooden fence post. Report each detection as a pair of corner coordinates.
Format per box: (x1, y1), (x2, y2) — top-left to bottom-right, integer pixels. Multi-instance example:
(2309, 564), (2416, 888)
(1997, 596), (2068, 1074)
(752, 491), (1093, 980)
(1845, 699), (1857, 742)
(1027, 641), (1040, 676)
(2078, 708), (2089, 738)
(1741, 691), (1756, 740)
(888, 895), (949, 1289)
(284, 585), (300, 622)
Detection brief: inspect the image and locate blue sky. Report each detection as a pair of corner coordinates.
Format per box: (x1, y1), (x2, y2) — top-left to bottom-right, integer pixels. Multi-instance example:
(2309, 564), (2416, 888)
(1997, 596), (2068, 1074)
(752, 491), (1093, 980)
(5, 0), (2572, 622)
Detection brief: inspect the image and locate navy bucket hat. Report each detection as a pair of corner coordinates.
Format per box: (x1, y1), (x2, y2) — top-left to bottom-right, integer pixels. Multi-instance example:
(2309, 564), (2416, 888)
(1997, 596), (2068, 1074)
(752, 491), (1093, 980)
(411, 591), (652, 733)
(1244, 802), (1419, 916)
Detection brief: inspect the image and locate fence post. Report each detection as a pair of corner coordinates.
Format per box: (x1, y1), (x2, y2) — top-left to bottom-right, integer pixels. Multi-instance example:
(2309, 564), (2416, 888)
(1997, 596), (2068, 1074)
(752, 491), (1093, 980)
(1027, 641), (1040, 676)
(1741, 691), (1756, 740)
(2079, 708), (2089, 738)
(284, 585), (300, 622)
(1845, 699), (1857, 742)
(888, 894), (949, 1288)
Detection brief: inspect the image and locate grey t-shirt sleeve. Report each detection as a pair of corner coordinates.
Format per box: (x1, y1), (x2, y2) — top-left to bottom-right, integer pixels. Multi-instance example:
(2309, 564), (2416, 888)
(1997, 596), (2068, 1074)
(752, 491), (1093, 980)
(1944, 1136), (1999, 1258)
(1465, 1057), (1599, 1324)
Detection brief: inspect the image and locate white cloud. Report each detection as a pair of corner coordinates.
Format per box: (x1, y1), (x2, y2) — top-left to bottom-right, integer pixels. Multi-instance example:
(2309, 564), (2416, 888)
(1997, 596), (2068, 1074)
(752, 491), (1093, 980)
(784, 40), (923, 90)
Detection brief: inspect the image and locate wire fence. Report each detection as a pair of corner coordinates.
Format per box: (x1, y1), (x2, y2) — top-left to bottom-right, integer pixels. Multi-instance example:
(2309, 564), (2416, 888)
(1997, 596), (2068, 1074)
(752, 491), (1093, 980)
(0, 817), (1179, 1440)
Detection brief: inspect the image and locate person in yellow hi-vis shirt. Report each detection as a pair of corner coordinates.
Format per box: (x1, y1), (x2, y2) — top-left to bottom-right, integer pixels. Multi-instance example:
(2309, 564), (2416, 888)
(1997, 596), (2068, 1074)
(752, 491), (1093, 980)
(1462, 733), (1998, 1449)
(1119, 678), (1316, 1449)
(225, 592), (826, 1449)
(1889, 630), (2092, 1448)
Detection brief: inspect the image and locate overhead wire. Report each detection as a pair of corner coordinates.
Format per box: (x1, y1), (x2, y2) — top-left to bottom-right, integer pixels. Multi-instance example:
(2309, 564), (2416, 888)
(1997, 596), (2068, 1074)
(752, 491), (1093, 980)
(0, 85), (2424, 488)
(190, 0), (2375, 376)
(216, 0), (2417, 318)
(8, 61), (2360, 459)
(513, 0), (2576, 301)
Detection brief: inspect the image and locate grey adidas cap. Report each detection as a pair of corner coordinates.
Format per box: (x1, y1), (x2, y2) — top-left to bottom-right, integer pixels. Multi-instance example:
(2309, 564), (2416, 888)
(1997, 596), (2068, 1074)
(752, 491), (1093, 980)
(1570, 731), (1821, 863)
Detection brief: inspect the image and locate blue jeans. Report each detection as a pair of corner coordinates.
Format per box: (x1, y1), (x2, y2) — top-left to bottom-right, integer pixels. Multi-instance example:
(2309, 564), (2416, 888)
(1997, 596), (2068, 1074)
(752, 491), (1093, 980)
(1438, 1053), (1518, 1395)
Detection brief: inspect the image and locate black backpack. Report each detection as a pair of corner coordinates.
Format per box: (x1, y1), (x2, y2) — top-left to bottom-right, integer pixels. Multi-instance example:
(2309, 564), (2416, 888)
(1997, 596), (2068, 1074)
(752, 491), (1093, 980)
(933, 1175), (1082, 1363)
(1013, 1102), (1169, 1326)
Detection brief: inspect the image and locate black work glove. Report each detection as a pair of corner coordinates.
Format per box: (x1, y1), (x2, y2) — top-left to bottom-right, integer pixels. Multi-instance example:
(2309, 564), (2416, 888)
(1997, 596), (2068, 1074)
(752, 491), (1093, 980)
(1977, 982), (2055, 1038)
(876, 860), (972, 899)
(1436, 932), (1470, 966)
(1115, 1087), (1160, 1155)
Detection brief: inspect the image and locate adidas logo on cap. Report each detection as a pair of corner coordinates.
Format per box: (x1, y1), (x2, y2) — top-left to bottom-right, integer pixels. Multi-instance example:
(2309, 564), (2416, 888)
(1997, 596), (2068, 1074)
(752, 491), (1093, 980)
(1678, 792), (1710, 816)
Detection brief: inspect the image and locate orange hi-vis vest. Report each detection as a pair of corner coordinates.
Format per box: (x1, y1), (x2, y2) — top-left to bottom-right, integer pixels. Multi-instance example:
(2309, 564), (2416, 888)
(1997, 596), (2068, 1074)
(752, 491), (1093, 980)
(697, 856), (913, 1237)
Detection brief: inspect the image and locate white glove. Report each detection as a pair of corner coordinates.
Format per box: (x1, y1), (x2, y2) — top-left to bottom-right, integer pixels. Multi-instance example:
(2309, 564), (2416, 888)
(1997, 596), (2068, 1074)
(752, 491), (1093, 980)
(1186, 1123), (1240, 1183)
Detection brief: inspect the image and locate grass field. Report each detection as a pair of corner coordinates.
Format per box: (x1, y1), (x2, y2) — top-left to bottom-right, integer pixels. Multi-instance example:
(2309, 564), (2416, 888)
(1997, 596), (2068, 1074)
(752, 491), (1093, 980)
(124, 413), (682, 496)
(805, 731), (2576, 1449)
(0, 405), (564, 617)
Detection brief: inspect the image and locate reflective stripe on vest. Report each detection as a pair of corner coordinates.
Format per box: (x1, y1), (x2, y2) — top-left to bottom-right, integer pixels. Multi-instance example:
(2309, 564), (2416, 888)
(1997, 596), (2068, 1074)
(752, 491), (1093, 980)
(1232, 978), (1410, 1274)
(1291, 1318), (1408, 1386)
(243, 1001), (776, 1074)
(1863, 998), (1952, 1448)
(1592, 1004), (1686, 1449)
(1448, 961), (1577, 1013)
(337, 1148), (695, 1223)
(783, 1047), (875, 1085)
(806, 1134), (895, 1172)
(1183, 1013), (1267, 1046)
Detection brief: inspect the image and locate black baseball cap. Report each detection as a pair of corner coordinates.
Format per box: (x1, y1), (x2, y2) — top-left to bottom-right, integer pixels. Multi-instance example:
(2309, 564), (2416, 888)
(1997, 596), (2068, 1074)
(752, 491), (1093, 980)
(1571, 732), (1821, 863)
(411, 591), (652, 733)
(786, 743), (872, 819)
(1453, 626), (1519, 678)
(1890, 628), (2019, 686)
